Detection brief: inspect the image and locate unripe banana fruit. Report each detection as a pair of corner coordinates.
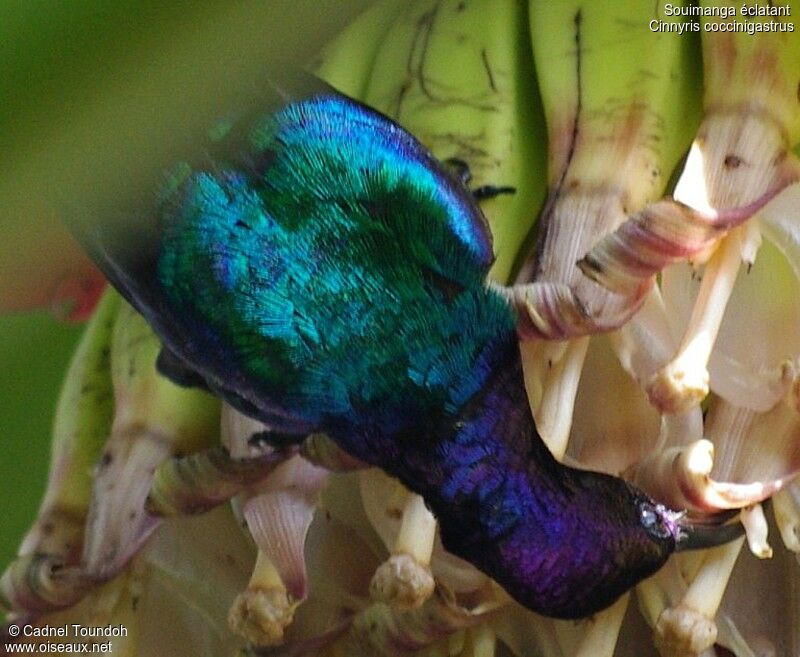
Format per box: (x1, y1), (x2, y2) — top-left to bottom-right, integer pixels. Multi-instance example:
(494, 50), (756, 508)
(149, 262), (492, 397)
(1, 289), (119, 615)
(81, 300), (220, 579)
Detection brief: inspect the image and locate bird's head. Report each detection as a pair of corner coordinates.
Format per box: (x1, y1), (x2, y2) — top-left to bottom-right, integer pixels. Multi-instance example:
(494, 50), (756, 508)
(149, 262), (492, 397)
(492, 470), (743, 619)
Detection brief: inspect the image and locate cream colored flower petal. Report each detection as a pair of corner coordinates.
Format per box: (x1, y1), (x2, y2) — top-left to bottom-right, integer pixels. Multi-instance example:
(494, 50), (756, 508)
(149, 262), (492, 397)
(568, 334), (661, 475)
(612, 286), (679, 384)
(705, 397), (800, 493)
(141, 508), (253, 638)
(519, 337), (589, 461)
(634, 391), (800, 513)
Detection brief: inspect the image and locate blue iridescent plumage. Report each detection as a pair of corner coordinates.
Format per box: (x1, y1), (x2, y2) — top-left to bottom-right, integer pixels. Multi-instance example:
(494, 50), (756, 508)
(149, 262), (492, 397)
(67, 72), (741, 618)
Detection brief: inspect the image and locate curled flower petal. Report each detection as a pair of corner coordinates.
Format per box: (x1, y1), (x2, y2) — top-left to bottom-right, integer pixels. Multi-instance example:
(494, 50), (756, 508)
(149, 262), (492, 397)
(633, 439), (781, 513)
(505, 277), (651, 341)
(0, 555), (95, 616)
(243, 457), (329, 602)
(704, 397), (800, 494)
(578, 184), (789, 297)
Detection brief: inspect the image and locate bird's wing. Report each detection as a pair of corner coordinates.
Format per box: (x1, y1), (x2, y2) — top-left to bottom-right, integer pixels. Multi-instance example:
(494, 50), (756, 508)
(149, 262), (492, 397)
(64, 71), (504, 430)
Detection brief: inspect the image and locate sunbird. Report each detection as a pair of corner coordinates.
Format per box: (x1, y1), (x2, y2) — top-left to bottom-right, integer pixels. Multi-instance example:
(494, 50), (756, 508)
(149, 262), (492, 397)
(67, 72), (741, 618)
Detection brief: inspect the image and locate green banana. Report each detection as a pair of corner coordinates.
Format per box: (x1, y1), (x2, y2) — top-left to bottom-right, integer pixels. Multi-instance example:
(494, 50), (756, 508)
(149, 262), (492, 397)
(1, 289), (119, 614)
(81, 300), (221, 578)
(694, 0), (800, 209)
(512, 0), (702, 458)
(312, 0), (407, 99)
(361, 0), (547, 284)
(512, 0), (703, 338)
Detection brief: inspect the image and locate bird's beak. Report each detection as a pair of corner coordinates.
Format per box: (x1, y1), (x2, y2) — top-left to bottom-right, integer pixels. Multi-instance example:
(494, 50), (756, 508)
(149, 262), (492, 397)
(675, 514), (745, 552)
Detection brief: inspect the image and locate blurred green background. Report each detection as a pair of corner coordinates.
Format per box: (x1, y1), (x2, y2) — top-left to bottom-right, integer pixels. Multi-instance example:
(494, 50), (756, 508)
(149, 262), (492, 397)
(0, 0), (372, 576)
(0, 315), (82, 568)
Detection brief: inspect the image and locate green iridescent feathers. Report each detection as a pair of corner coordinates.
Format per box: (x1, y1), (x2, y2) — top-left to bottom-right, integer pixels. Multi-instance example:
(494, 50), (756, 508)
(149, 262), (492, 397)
(156, 94), (516, 427)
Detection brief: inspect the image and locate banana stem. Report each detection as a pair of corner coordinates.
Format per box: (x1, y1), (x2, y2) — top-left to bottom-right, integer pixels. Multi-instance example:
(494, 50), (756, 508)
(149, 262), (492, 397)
(647, 232), (742, 414)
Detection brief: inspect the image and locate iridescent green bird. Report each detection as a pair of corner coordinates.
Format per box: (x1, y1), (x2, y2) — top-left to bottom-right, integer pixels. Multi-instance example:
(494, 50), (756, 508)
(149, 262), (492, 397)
(68, 72), (741, 618)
